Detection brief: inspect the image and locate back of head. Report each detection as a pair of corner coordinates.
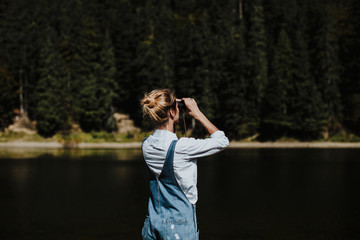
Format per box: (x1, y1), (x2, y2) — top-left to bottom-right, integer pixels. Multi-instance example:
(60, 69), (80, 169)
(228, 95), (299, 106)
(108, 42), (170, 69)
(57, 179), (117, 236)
(140, 89), (176, 128)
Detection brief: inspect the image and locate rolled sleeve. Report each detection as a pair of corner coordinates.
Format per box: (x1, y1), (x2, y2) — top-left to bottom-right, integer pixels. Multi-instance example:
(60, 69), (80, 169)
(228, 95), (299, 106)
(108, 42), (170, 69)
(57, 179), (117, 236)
(210, 130), (225, 138)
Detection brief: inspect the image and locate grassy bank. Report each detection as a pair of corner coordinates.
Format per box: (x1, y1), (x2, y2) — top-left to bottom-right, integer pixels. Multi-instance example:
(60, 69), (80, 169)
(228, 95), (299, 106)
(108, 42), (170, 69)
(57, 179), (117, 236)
(1, 129), (359, 144)
(0, 130), (152, 143)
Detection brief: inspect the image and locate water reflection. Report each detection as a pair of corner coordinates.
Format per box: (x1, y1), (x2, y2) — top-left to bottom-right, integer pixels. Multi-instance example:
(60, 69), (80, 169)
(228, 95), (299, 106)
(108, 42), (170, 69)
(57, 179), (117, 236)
(0, 148), (360, 239)
(0, 147), (142, 160)
(12, 165), (30, 191)
(197, 149), (360, 240)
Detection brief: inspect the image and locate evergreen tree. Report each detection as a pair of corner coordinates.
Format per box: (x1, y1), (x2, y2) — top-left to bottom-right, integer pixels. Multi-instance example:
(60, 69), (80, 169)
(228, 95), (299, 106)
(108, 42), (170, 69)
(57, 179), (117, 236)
(218, 1), (248, 139)
(77, 27), (118, 131)
(35, 29), (68, 137)
(97, 30), (118, 132)
(0, 1), (16, 129)
(0, 61), (16, 130)
(111, 0), (142, 115)
(59, 0), (105, 132)
(76, 24), (101, 132)
(289, 1), (326, 139)
(311, 1), (342, 137)
(194, 1), (235, 127)
(244, 0), (267, 133)
(0, 0), (44, 119)
(173, 10), (196, 99)
(338, 0), (360, 134)
(135, 0), (175, 92)
(191, 11), (219, 123)
(78, 74), (101, 132)
(260, 29), (293, 139)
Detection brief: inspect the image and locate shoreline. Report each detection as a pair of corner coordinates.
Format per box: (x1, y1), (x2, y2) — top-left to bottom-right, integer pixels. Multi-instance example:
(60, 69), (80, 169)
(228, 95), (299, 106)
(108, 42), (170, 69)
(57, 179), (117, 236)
(1, 141), (360, 149)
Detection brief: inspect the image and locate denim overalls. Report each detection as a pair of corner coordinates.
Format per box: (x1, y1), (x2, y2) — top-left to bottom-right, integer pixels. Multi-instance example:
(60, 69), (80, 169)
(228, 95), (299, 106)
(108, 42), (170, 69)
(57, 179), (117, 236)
(142, 140), (199, 240)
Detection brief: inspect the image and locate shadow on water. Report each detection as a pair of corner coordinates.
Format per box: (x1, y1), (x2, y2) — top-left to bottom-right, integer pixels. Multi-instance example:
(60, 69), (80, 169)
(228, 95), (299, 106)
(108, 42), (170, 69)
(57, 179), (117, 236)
(1, 148), (360, 239)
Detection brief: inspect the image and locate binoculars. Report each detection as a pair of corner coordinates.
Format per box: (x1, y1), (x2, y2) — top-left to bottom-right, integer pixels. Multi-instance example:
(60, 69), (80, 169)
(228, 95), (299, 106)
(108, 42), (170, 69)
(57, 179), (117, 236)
(177, 100), (186, 111)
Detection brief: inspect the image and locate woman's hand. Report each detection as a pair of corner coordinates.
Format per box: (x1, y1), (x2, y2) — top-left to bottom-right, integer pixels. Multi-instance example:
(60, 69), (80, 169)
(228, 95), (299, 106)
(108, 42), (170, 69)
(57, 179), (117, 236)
(182, 98), (203, 120)
(182, 97), (219, 135)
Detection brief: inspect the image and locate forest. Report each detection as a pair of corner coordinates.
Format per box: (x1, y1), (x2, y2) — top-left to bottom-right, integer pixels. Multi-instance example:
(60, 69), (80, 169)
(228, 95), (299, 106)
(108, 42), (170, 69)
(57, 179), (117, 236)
(0, 0), (359, 141)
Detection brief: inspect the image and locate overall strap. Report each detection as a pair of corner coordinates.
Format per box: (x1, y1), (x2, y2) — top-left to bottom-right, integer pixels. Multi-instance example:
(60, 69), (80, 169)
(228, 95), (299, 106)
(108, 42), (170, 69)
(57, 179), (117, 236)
(160, 140), (178, 182)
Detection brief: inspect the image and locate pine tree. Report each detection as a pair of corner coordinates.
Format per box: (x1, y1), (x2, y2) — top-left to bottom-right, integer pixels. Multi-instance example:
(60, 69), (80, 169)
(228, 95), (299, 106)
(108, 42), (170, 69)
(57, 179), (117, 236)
(244, 0), (267, 132)
(260, 28), (293, 139)
(263, 0), (298, 64)
(337, 0), (360, 134)
(111, 0), (143, 116)
(60, 0), (104, 132)
(35, 29), (68, 137)
(218, 1), (248, 139)
(98, 30), (118, 132)
(135, 0), (175, 92)
(289, 1), (326, 139)
(0, 1), (16, 129)
(0, 61), (16, 130)
(0, 0), (44, 119)
(75, 20), (118, 132)
(311, 0), (342, 137)
(191, 11), (218, 122)
(173, 10), (196, 99)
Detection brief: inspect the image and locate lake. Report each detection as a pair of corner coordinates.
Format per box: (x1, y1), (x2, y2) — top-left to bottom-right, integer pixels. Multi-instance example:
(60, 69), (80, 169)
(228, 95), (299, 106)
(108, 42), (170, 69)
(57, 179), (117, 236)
(0, 147), (359, 240)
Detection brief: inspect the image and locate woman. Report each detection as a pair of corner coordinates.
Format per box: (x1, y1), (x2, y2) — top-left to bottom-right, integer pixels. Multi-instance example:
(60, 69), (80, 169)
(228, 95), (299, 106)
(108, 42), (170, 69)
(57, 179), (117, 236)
(140, 89), (229, 240)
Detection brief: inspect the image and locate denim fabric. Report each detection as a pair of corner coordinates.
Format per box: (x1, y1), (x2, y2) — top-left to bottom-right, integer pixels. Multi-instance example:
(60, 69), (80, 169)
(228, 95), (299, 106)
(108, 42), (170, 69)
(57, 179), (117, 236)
(142, 140), (199, 240)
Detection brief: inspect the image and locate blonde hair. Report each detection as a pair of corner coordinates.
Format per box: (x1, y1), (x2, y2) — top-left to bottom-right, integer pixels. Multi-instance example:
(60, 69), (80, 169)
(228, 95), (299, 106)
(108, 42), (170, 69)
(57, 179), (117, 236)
(140, 89), (176, 128)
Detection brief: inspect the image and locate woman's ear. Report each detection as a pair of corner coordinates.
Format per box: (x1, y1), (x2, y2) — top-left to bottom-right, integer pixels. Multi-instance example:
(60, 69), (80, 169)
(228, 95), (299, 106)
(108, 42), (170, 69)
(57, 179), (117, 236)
(169, 108), (176, 119)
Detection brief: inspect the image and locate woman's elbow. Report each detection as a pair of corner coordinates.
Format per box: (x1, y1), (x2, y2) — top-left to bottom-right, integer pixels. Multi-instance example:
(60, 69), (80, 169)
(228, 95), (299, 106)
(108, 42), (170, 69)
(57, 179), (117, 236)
(219, 137), (229, 149)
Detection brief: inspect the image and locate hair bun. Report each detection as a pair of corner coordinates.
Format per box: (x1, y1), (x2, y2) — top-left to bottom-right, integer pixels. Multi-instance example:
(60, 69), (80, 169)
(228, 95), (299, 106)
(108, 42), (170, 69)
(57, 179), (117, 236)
(142, 96), (155, 109)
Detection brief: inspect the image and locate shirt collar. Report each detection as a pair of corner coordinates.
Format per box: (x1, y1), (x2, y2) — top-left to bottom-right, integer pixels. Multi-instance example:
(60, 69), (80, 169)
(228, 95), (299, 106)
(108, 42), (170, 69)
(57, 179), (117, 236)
(153, 129), (178, 140)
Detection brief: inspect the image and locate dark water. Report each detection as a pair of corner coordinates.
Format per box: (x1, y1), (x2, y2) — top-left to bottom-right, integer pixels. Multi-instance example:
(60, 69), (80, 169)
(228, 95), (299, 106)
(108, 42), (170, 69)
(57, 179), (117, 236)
(1, 148), (360, 240)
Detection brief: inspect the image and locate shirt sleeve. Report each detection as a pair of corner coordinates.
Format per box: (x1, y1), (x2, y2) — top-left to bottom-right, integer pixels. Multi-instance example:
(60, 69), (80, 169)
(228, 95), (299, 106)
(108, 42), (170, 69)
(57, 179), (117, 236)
(176, 130), (229, 159)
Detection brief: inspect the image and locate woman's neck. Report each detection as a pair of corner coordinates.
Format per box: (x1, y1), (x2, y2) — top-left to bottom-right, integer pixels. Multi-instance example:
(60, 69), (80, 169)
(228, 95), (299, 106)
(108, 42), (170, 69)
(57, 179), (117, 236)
(159, 121), (175, 133)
